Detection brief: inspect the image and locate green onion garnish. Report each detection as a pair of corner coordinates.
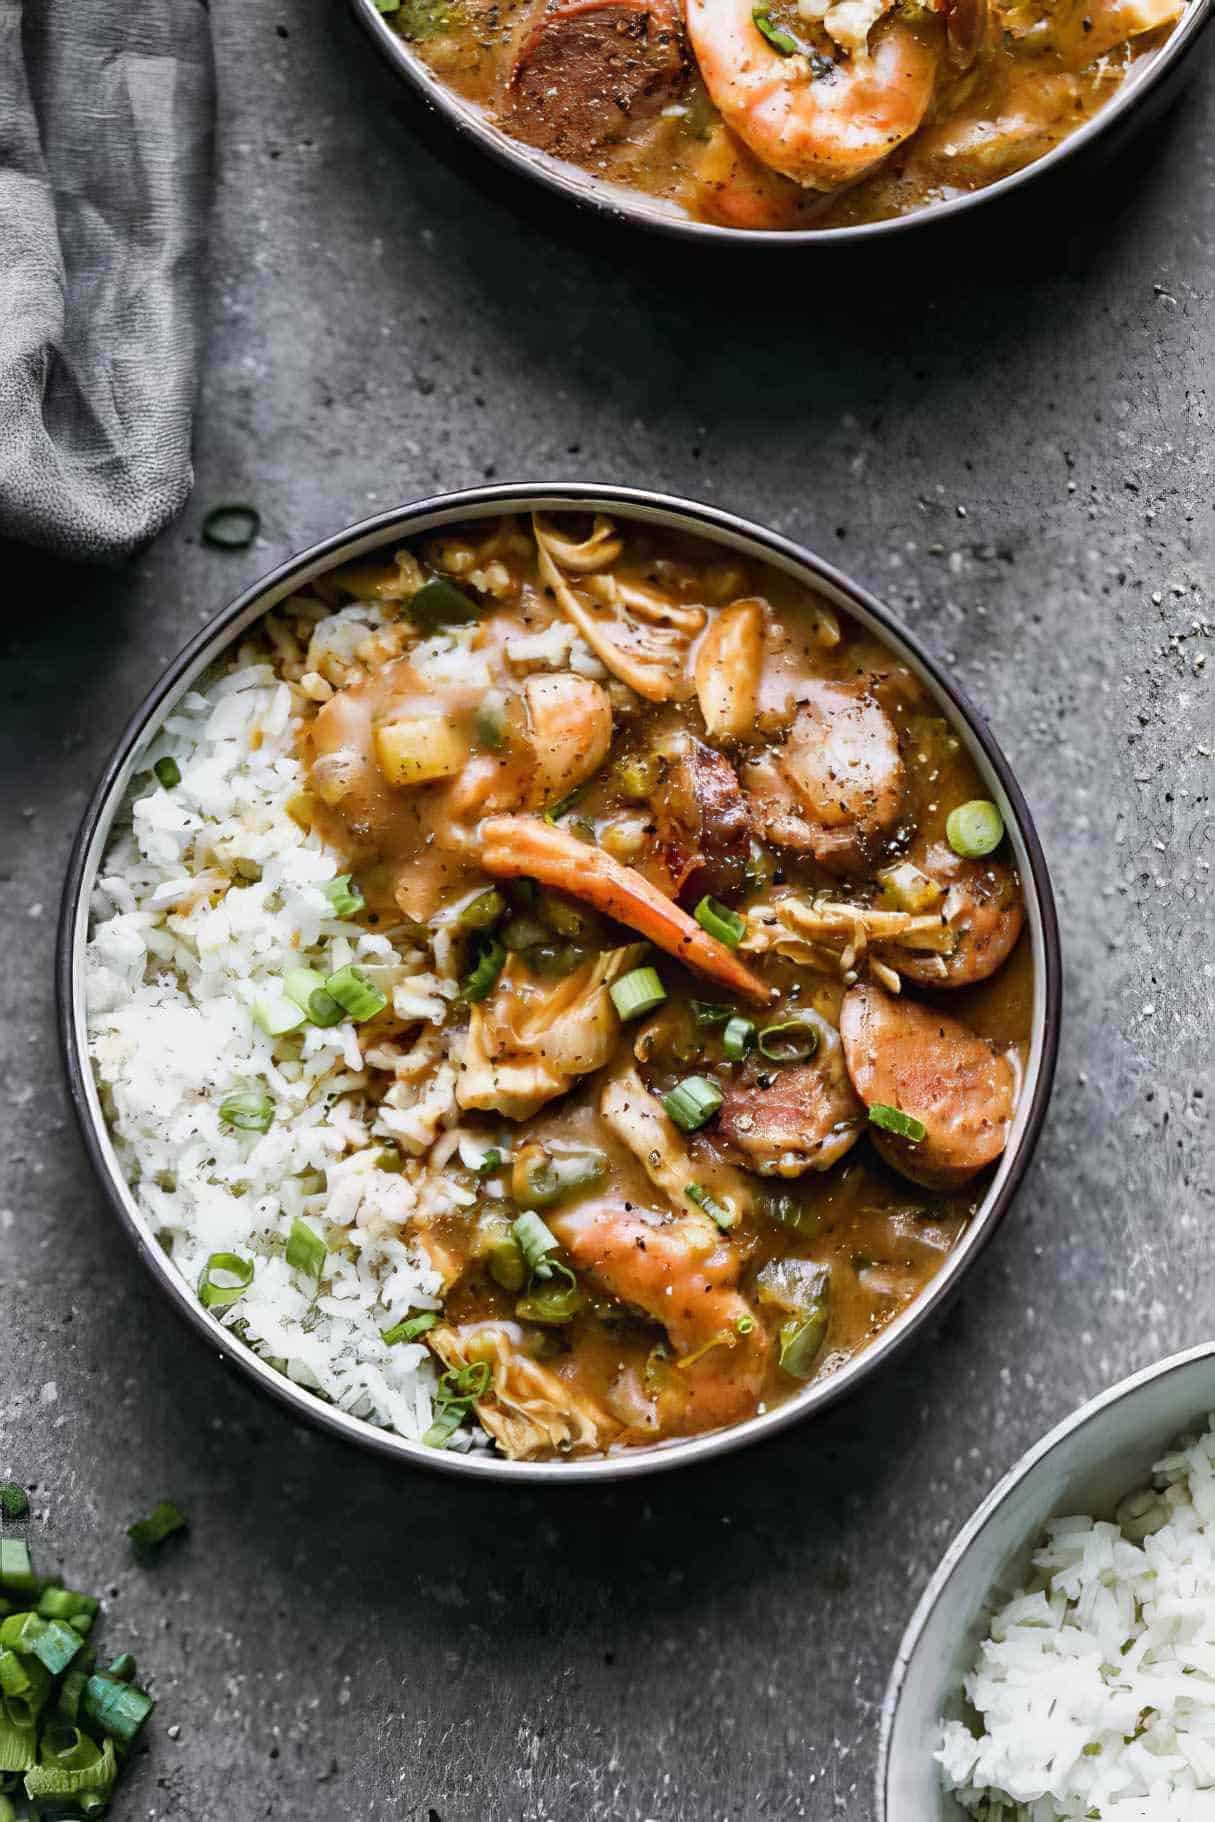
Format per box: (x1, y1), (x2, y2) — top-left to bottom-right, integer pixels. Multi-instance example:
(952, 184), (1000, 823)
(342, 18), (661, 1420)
(32, 1622), (85, 1677)
(374, 0), (401, 10)
(515, 1260), (583, 1325)
(283, 967), (327, 1014)
(722, 1016), (755, 1061)
(946, 798), (1005, 859)
(543, 785), (584, 826)
(323, 965), (387, 1023)
(106, 1655), (137, 1683)
(0, 1487), (27, 1523)
(868, 1103), (926, 1143)
(197, 1251), (254, 1309)
(286, 1217), (326, 1280)
(408, 574), (484, 628)
(25, 1733), (117, 1802)
(322, 874), (365, 918)
(381, 1310), (439, 1346)
(758, 1014), (823, 1063)
(752, 5), (798, 51)
(82, 1673), (154, 1746)
(609, 966), (667, 1022)
(252, 993), (307, 1038)
(423, 1359), (492, 1450)
(0, 1613), (45, 1655)
(662, 1075), (723, 1133)
(0, 1541), (36, 1596)
(691, 1000), (734, 1027)
(512, 1210), (560, 1274)
(127, 1502), (187, 1559)
(736, 1314), (756, 1336)
(202, 504), (260, 550)
(461, 937), (506, 1003)
(693, 896), (746, 948)
(35, 1588), (96, 1625)
(308, 987), (345, 1026)
(218, 1090), (274, 1133)
(474, 1146), (503, 1177)
(152, 756), (180, 790)
(685, 1183), (736, 1230)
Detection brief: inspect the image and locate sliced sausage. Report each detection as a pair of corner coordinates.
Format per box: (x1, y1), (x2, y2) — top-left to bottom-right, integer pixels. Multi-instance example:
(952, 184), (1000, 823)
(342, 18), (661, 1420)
(718, 1016), (864, 1177)
(650, 736), (751, 906)
(743, 680), (905, 877)
(503, 0), (685, 164)
(839, 981), (1015, 1190)
(896, 842), (1025, 989)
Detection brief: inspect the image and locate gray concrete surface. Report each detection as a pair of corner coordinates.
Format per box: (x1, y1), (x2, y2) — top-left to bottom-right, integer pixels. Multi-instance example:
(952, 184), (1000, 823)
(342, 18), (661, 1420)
(2, 1), (1213, 1816)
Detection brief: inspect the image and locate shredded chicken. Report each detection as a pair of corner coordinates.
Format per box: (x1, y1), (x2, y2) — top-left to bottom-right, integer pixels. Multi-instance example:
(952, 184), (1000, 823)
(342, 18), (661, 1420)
(430, 1322), (616, 1459)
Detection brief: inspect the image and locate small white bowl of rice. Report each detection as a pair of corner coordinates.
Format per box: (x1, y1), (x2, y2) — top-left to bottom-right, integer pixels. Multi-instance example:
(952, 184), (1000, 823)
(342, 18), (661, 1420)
(880, 1342), (1215, 1820)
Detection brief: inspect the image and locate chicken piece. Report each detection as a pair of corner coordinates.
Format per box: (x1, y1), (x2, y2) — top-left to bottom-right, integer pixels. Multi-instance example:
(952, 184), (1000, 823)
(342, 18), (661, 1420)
(694, 598), (765, 740)
(649, 735), (751, 906)
(551, 1199), (770, 1434)
(430, 1321), (617, 1460)
(744, 681), (906, 876)
(717, 1015), (864, 1176)
(599, 1063), (755, 1221)
(839, 982), (1016, 1190)
(456, 945), (647, 1120)
(503, 0), (685, 162)
(894, 843), (1024, 989)
(478, 815), (774, 1005)
(523, 673), (614, 807)
(534, 515), (704, 702)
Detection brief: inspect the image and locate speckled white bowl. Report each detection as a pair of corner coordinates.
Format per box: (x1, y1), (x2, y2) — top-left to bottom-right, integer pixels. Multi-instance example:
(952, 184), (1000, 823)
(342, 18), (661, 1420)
(878, 1342), (1215, 1819)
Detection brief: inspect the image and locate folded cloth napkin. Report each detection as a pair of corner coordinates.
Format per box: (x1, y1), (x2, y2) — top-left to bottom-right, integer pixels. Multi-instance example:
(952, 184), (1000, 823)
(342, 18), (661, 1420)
(0, 0), (214, 561)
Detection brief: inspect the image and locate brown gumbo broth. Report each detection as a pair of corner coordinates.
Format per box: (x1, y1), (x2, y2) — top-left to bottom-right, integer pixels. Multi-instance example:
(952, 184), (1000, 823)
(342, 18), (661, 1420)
(281, 512), (1032, 1459)
(385, 0), (1183, 230)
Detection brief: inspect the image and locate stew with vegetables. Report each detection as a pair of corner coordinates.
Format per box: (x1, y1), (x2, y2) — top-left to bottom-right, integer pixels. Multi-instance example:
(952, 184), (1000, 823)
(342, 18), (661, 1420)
(277, 510), (1032, 1459)
(381, 0), (1186, 230)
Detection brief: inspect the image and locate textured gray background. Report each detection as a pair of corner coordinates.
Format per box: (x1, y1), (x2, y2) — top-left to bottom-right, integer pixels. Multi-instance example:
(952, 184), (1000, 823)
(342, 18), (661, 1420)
(1, 1), (1213, 1816)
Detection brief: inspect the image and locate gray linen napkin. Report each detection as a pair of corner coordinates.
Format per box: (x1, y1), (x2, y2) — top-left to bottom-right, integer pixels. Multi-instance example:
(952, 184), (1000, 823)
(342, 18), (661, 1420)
(0, 0), (214, 561)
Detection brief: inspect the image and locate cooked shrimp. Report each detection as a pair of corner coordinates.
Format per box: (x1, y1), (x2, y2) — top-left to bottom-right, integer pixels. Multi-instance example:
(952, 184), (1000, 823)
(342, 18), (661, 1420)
(686, 0), (941, 192)
(694, 598), (765, 738)
(600, 1062), (756, 1220)
(523, 673), (614, 805)
(478, 815), (775, 1004)
(839, 981), (1015, 1189)
(743, 680), (905, 875)
(551, 1199), (770, 1433)
(717, 1012), (864, 1175)
(893, 843), (1024, 989)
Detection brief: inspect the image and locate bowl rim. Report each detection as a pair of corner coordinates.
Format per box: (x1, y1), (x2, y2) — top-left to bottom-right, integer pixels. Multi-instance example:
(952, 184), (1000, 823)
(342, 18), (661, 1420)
(57, 480), (1061, 1484)
(876, 1337), (1215, 1818)
(347, 0), (1212, 248)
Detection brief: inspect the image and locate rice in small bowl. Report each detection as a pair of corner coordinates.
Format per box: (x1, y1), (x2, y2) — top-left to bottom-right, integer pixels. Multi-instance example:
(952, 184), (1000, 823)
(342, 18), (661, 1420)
(59, 484), (1059, 1482)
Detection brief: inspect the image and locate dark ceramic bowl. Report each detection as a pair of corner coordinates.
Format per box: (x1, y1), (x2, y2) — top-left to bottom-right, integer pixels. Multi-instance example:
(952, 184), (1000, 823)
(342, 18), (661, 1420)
(58, 483), (1061, 1481)
(349, 0), (1212, 246)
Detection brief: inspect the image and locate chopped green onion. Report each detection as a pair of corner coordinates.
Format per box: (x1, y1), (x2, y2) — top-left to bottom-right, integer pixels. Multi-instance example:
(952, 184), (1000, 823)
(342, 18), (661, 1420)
(778, 1306), (829, 1379)
(736, 1313), (756, 1336)
(308, 987), (345, 1026)
(516, 1261), (583, 1325)
(722, 1016), (755, 1061)
(752, 5), (798, 51)
(26, 1733), (117, 1802)
(408, 574), (484, 628)
(609, 966), (667, 1022)
(202, 504), (259, 550)
(946, 798), (1005, 859)
(127, 1502), (187, 1558)
(460, 937), (506, 1003)
(457, 889), (507, 933)
(31, 1621), (84, 1677)
(868, 1103), (926, 1143)
(198, 1251), (254, 1309)
(543, 786), (584, 826)
(0, 1543), (36, 1597)
(286, 1217), (326, 1280)
(218, 1090), (274, 1133)
(685, 1183), (737, 1230)
(0, 1712), (36, 1772)
(691, 1000), (735, 1027)
(105, 1655), (137, 1684)
(0, 1488), (27, 1524)
(758, 1012), (824, 1063)
(423, 1359), (492, 1449)
(693, 895), (746, 948)
(324, 965), (387, 1022)
(374, 0), (401, 11)
(382, 1311), (439, 1346)
(473, 1146), (503, 1177)
(512, 1211), (559, 1274)
(252, 993), (306, 1038)
(283, 968), (328, 1015)
(662, 1075), (723, 1133)
(82, 1673), (154, 1746)
(152, 756), (180, 790)
(0, 1615), (45, 1655)
(322, 874), (365, 918)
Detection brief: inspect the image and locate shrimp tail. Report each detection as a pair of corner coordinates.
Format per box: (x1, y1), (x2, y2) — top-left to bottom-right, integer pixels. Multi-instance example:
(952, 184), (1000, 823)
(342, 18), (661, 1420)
(479, 815), (775, 1005)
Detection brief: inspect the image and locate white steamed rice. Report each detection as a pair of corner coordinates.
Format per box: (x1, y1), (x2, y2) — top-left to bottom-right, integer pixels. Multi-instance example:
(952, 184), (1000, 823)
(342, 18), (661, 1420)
(939, 1416), (1215, 1820)
(85, 603), (507, 1447)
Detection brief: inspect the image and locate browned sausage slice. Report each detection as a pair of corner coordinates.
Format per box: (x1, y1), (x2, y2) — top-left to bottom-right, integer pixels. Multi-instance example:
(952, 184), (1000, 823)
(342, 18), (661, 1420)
(839, 982), (1015, 1190)
(896, 843), (1025, 989)
(503, 0), (685, 164)
(649, 737), (751, 907)
(718, 1031), (864, 1178)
